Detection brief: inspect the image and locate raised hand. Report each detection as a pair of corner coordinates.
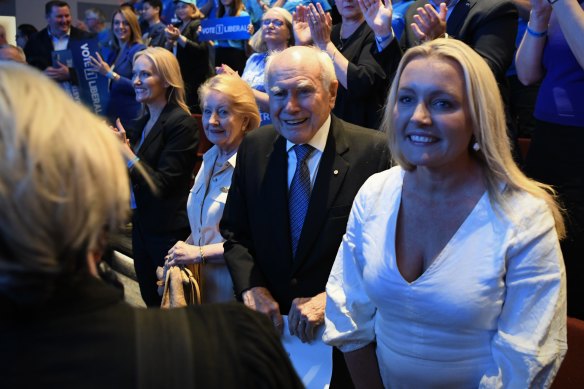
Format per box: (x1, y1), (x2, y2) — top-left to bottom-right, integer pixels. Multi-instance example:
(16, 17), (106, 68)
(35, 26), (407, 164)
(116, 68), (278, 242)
(293, 5), (313, 45)
(358, 0), (393, 38)
(307, 3), (332, 50)
(88, 52), (111, 76)
(411, 3), (447, 43)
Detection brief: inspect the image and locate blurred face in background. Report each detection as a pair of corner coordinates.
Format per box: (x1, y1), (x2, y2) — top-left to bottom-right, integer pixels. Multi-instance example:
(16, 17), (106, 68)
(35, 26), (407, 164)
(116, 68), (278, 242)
(113, 12), (131, 43)
(47, 5), (72, 37)
(261, 10), (290, 50)
(175, 2), (195, 21)
(142, 2), (160, 23)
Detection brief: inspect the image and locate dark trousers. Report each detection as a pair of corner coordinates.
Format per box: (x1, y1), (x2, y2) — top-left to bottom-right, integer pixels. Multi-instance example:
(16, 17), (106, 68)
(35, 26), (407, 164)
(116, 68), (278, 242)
(132, 216), (189, 307)
(525, 119), (584, 319)
(330, 346), (355, 389)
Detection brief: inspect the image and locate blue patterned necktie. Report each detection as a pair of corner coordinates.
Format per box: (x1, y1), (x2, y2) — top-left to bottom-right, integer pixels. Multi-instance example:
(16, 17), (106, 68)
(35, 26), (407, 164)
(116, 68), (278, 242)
(289, 144), (315, 258)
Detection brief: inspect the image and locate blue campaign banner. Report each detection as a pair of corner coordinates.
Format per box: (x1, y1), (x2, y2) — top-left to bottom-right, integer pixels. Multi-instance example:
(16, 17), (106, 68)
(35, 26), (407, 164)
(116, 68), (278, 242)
(69, 38), (110, 117)
(199, 16), (251, 41)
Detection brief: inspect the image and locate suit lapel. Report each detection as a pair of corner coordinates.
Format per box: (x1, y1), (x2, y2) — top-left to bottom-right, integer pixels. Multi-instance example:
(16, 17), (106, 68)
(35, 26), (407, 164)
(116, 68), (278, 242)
(447, 0), (477, 37)
(258, 134), (294, 264)
(137, 105), (171, 156)
(293, 117), (349, 272)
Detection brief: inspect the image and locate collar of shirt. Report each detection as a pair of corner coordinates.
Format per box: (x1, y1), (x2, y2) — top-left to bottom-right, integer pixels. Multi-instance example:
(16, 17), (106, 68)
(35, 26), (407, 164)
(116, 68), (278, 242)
(428, 0), (461, 20)
(286, 115), (331, 189)
(48, 27), (71, 51)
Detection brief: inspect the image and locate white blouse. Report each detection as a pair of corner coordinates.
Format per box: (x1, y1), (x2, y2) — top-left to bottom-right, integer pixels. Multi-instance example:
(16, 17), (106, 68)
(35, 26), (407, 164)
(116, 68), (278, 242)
(323, 166), (567, 388)
(187, 145), (236, 303)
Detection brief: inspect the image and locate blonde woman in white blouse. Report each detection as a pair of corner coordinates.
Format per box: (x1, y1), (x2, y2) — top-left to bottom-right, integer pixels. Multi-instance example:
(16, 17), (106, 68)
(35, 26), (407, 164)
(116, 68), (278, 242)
(323, 39), (567, 388)
(166, 74), (260, 303)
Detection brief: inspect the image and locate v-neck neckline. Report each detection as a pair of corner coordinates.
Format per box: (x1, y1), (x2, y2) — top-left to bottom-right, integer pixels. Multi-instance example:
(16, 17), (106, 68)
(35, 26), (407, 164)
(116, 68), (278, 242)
(391, 175), (488, 286)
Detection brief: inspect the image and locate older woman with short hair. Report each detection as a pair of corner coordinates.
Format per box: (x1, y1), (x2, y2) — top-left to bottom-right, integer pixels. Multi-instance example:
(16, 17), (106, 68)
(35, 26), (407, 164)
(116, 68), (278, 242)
(90, 7), (146, 124)
(324, 39), (567, 388)
(165, 74), (260, 303)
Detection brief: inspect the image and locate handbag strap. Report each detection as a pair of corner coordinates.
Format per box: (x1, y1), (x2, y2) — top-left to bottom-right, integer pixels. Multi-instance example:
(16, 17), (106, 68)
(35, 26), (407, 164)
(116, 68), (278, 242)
(182, 266), (202, 305)
(134, 308), (195, 388)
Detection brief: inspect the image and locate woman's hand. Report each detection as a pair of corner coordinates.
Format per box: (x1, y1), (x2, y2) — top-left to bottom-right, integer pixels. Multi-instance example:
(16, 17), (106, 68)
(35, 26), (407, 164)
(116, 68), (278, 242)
(165, 24), (181, 42)
(111, 118), (133, 154)
(307, 3), (332, 50)
(528, 0), (552, 30)
(358, 0), (394, 38)
(166, 240), (201, 266)
(411, 3), (447, 43)
(89, 52), (111, 76)
(293, 5), (314, 45)
(248, 23), (255, 35)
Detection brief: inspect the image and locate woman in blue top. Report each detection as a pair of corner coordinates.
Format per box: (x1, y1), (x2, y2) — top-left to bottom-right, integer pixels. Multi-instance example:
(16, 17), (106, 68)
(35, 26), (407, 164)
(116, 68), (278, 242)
(90, 7), (146, 125)
(516, 0), (584, 319)
(214, 0), (250, 74)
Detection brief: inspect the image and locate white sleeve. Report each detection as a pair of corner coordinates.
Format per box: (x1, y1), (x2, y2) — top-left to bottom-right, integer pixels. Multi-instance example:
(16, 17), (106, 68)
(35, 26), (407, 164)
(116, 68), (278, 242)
(480, 199), (567, 388)
(323, 183), (377, 353)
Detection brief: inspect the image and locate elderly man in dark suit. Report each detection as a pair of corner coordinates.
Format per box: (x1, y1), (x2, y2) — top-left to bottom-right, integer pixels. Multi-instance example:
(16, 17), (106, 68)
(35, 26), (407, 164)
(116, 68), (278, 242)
(220, 45), (390, 388)
(24, 1), (93, 85)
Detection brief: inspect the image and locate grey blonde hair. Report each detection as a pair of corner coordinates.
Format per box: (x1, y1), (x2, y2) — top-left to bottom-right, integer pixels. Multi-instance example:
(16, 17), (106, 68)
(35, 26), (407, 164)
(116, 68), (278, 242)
(0, 63), (131, 301)
(198, 74), (261, 131)
(249, 7), (294, 53)
(265, 45), (336, 91)
(134, 47), (190, 114)
(381, 38), (565, 238)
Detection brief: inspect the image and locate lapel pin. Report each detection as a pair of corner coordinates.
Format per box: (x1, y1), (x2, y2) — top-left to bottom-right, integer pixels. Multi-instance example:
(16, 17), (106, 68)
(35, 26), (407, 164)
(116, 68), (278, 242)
(221, 186), (229, 193)
(333, 169), (339, 175)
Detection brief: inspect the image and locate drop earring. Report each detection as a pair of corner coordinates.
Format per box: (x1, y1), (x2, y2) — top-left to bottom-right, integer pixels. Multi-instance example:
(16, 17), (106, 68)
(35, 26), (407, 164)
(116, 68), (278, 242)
(473, 142), (481, 152)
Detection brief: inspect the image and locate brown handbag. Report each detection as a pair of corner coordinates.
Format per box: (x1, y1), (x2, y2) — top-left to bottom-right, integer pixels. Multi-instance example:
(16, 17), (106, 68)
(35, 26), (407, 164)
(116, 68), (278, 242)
(156, 264), (202, 308)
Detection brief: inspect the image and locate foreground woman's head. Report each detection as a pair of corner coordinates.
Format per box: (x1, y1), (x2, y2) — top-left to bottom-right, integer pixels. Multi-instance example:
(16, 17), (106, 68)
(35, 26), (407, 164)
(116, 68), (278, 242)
(0, 63), (130, 302)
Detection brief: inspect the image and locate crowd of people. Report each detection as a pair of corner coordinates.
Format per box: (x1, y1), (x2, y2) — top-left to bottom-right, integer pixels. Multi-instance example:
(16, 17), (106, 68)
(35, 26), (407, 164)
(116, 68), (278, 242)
(1, 0), (583, 387)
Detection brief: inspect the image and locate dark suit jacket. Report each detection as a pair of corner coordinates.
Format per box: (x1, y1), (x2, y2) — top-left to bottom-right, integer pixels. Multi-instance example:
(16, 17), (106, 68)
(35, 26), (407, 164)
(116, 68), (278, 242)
(402, 0), (517, 88)
(172, 19), (212, 111)
(129, 102), (199, 236)
(220, 116), (391, 313)
(24, 26), (94, 84)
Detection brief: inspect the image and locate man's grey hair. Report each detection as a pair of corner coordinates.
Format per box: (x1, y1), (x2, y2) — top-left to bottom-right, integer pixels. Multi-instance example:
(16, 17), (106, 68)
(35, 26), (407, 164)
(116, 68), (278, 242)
(264, 46), (336, 91)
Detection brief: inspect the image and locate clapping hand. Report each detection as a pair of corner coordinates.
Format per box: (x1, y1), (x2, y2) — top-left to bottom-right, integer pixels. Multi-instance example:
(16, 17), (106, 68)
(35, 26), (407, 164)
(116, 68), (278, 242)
(293, 5), (314, 45)
(411, 2), (447, 43)
(307, 3), (332, 50)
(358, 0), (394, 38)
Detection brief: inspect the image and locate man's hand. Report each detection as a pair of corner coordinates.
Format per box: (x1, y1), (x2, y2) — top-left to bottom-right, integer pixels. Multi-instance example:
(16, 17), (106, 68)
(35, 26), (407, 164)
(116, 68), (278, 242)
(411, 3), (447, 43)
(44, 61), (70, 81)
(243, 287), (283, 334)
(293, 5), (313, 45)
(288, 291), (326, 343)
(358, 0), (394, 38)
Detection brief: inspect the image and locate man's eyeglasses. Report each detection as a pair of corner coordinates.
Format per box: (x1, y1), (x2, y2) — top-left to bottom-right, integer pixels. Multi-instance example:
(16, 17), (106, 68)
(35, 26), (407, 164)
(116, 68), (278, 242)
(262, 19), (284, 27)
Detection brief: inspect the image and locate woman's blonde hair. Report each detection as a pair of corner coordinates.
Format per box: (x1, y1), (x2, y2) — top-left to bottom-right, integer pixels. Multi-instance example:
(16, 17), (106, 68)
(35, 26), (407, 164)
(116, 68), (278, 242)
(198, 74), (261, 131)
(381, 38), (565, 238)
(0, 63), (131, 301)
(134, 47), (190, 114)
(112, 7), (143, 49)
(249, 7), (294, 53)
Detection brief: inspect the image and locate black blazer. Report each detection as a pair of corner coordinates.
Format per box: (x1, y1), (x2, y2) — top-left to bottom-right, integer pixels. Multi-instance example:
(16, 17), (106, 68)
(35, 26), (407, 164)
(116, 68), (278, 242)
(172, 19), (213, 111)
(24, 26), (94, 84)
(221, 116), (391, 313)
(402, 0), (518, 88)
(129, 102), (199, 235)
